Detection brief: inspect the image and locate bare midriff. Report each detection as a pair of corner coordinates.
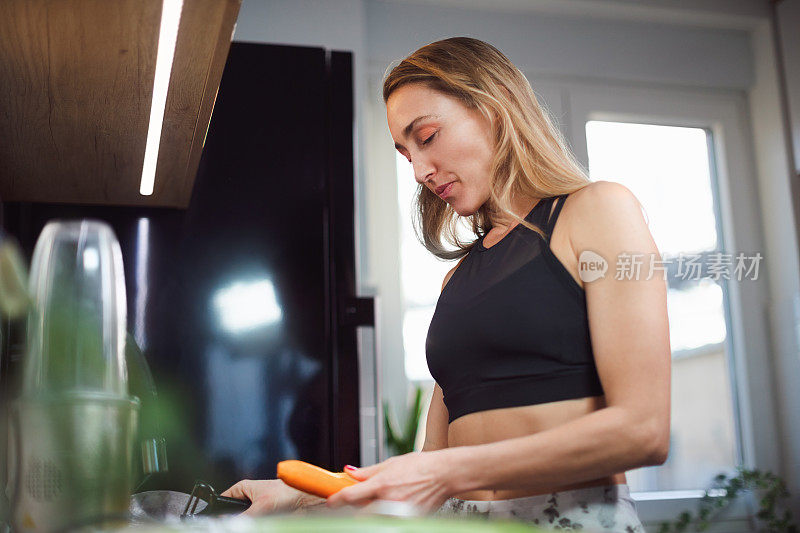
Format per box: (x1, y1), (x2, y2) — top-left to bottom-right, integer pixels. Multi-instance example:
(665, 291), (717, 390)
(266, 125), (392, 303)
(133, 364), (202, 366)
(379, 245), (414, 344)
(447, 395), (626, 500)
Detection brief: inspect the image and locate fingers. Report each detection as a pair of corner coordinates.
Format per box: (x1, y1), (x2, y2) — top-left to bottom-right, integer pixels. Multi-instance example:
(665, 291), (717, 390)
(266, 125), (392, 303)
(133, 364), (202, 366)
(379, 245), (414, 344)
(328, 460), (390, 506)
(326, 480), (379, 508)
(343, 466), (367, 481)
(242, 499), (275, 517)
(220, 479), (251, 500)
(342, 469), (360, 481)
(343, 462), (382, 481)
(220, 480), (242, 499)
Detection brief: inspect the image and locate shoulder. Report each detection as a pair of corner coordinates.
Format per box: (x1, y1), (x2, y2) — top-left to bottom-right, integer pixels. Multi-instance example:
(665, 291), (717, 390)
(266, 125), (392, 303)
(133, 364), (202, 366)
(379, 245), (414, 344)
(563, 180), (650, 255)
(567, 180), (642, 213)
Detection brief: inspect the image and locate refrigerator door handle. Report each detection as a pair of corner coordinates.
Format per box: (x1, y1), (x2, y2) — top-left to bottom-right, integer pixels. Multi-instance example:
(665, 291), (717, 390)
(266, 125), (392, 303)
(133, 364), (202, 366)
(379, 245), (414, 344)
(340, 297), (375, 328)
(343, 295), (382, 465)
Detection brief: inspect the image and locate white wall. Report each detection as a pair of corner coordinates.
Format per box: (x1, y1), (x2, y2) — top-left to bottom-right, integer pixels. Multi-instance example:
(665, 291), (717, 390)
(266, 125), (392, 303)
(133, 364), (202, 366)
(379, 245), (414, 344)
(776, 0), (800, 174)
(234, 0), (367, 51)
(365, 0), (754, 89)
(747, 17), (800, 512)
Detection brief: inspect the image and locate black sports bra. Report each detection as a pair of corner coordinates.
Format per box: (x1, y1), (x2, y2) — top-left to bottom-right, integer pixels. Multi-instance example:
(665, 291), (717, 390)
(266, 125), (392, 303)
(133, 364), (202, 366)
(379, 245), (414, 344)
(425, 194), (604, 423)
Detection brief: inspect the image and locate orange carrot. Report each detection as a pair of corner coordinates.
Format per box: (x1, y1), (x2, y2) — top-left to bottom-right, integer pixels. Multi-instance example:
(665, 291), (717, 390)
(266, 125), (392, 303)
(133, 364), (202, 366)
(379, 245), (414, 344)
(277, 460), (359, 498)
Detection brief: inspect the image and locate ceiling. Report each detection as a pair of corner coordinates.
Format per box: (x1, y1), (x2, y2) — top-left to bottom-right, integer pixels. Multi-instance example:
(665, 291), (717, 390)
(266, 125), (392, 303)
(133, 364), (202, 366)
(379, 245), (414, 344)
(374, 0), (771, 30)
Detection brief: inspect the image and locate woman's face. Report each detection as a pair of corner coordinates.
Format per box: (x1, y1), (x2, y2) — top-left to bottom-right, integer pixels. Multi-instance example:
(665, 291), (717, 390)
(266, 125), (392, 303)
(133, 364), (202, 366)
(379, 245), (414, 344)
(386, 83), (495, 216)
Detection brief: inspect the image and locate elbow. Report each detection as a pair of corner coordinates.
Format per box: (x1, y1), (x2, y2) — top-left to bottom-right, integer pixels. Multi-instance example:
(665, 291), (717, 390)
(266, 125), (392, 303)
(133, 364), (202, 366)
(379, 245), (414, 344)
(621, 404), (670, 467)
(641, 422), (670, 466)
(646, 438), (669, 466)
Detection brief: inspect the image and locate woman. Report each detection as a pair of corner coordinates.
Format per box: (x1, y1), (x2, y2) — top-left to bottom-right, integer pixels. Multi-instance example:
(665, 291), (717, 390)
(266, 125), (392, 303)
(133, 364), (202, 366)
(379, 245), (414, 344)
(224, 37), (670, 531)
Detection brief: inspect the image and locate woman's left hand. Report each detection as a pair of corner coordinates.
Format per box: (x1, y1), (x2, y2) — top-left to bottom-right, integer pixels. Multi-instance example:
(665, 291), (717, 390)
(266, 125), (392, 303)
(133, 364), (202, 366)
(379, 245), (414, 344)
(326, 450), (458, 514)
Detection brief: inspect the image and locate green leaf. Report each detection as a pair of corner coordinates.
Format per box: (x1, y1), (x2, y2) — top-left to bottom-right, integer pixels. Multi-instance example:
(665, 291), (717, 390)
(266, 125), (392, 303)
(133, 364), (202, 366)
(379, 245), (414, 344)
(383, 401), (399, 453)
(0, 238), (31, 319)
(383, 386), (427, 456)
(660, 468), (797, 532)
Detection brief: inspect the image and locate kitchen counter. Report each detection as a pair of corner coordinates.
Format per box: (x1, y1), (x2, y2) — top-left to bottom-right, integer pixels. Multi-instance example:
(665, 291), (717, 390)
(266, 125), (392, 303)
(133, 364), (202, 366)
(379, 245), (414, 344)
(110, 514), (543, 532)
(77, 501), (545, 532)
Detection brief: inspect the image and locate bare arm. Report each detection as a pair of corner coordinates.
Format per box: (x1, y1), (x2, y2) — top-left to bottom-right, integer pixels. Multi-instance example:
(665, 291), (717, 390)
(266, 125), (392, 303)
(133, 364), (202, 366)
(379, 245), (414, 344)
(443, 181), (671, 493)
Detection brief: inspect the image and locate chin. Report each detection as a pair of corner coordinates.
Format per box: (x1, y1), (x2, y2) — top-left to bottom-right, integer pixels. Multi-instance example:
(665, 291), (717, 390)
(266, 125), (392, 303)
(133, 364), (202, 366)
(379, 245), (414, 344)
(450, 200), (478, 217)
(453, 205), (477, 217)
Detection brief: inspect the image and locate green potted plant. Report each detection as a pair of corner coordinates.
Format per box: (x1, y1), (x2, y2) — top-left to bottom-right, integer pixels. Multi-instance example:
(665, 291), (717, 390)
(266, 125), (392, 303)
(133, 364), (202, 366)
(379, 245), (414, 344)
(383, 385), (425, 456)
(658, 467), (797, 532)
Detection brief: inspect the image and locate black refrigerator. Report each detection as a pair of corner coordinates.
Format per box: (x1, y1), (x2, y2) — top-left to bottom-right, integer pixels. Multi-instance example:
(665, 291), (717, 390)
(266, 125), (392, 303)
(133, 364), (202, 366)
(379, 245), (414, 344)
(0, 41), (372, 494)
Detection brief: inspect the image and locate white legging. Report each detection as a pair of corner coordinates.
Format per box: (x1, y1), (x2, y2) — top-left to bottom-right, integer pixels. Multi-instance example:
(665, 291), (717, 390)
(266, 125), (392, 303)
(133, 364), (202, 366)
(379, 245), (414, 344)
(434, 483), (645, 532)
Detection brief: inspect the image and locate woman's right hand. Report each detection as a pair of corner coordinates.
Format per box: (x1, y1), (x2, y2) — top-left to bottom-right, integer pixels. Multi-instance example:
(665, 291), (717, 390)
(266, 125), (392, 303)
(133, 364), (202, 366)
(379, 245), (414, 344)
(221, 479), (326, 516)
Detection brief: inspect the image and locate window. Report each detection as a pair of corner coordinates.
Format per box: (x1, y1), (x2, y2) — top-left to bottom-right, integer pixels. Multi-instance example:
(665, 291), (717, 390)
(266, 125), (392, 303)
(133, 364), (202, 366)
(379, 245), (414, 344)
(585, 120), (741, 491)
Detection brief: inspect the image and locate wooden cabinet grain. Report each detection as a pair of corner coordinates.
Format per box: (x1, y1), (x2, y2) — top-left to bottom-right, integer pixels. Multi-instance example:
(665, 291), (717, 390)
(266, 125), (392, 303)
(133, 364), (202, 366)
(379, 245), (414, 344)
(0, 0), (240, 207)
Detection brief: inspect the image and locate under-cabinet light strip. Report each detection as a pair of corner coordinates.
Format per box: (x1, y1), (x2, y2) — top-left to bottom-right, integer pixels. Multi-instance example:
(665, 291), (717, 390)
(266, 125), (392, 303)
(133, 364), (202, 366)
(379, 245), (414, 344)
(140, 0), (184, 196)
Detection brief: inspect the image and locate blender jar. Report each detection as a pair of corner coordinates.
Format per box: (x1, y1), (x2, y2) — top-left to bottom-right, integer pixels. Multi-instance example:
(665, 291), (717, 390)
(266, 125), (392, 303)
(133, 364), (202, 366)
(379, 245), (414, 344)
(11, 220), (139, 532)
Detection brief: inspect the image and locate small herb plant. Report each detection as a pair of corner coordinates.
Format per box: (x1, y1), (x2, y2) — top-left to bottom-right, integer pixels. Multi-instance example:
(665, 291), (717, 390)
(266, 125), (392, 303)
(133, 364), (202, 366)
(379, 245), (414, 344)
(383, 384), (425, 456)
(658, 467), (797, 532)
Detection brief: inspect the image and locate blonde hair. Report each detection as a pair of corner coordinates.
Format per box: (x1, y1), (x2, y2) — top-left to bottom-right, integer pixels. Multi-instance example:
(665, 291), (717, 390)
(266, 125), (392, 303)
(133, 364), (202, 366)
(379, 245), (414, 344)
(383, 37), (591, 260)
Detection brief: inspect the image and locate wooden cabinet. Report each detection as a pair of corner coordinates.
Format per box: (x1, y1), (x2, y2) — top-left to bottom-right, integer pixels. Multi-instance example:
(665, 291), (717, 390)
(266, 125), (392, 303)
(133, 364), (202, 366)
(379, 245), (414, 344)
(0, 0), (240, 207)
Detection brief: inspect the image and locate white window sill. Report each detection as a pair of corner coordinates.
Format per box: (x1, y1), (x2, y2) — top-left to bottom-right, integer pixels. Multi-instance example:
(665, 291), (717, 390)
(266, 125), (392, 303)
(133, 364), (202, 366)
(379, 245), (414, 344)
(634, 490), (756, 531)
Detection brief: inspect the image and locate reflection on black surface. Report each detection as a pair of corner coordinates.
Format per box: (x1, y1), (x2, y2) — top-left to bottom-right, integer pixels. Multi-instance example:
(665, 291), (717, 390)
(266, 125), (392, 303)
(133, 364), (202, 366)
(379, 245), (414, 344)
(211, 277), (282, 334)
(204, 342), (322, 477)
(133, 217), (151, 352)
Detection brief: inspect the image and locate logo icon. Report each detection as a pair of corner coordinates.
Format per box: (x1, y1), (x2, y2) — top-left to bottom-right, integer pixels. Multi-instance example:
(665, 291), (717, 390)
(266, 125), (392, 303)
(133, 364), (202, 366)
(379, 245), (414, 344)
(578, 250), (607, 283)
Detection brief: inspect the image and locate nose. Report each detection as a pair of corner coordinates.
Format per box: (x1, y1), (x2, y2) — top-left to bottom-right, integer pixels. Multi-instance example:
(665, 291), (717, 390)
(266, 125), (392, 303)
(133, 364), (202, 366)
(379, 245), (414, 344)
(412, 158), (435, 185)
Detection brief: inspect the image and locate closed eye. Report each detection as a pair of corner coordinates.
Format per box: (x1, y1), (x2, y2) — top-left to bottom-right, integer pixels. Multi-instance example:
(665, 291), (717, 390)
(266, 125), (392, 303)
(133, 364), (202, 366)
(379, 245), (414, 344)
(421, 131), (437, 146)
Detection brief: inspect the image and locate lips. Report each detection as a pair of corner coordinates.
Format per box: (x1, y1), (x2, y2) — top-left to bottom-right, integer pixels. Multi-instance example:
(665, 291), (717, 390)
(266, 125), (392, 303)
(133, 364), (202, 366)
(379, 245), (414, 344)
(435, 181), (455, 195)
